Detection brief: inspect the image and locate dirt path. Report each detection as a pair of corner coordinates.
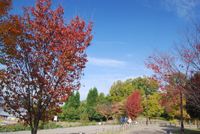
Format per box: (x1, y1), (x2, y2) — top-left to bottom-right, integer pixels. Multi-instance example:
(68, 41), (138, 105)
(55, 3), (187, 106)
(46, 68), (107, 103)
(0, 125), (179, 134)
(125, 126), (178, 134)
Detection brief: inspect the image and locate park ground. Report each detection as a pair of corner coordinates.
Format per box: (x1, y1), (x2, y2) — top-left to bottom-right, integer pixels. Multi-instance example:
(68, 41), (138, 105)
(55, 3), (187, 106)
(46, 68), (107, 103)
(0, 125), (180, 134)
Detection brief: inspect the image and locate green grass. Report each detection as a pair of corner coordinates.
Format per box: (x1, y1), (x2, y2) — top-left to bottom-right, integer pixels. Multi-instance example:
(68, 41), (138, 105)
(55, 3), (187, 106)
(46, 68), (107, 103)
(150, 117), (169, 121)
(0, 122), (63, 132)
(172, 128), (200, 134)
(137, 115), (146, 118)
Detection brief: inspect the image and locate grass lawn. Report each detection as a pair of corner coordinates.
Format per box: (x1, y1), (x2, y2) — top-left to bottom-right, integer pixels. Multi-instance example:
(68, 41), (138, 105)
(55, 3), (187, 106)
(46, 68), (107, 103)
(172, 128), (200, 134)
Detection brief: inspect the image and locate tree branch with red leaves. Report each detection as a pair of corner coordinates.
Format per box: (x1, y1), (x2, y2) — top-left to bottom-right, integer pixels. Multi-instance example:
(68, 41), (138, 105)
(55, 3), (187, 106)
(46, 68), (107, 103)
(0, 0), (93, 134)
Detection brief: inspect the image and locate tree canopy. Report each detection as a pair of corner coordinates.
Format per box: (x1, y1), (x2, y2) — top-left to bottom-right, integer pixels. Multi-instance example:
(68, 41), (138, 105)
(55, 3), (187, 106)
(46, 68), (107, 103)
(142, 93), (164, 119)
(0, 0), (93, 134)
(124, 91), (143, 120)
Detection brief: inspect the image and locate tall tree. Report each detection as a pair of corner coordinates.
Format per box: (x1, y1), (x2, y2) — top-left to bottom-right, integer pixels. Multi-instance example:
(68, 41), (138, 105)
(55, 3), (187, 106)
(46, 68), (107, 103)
(185, 72), (200, 119)
(109, 79), (137, 102)
(0, 0), (23, 65)
(0, 0), (93, 134)
(109, 80), (125, 102)
(131, 77), (146, 96)
(109, 78), (148, 103)
(132, 77), (158, 125)
(67, 92), (76, 109)
(145, 17), (200, 134)
(86, 87), (98, 120)
(98, 92), (107, 104)
(164, 94), (190, 120)
(75, 91), (80, 109)
(124, 91), (143, 120)
(142, 93), (164, 120)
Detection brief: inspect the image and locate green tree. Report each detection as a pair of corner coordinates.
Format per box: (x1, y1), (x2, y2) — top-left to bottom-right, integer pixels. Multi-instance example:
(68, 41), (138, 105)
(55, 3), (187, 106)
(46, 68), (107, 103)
(81, 110), (90, 124)
(75, 91), (80, 109)
(109, 80), (134, 102)
(131, 77), (146, 96)
(61, 92), (80, 121)
(77, 105), (86, 122)
(109, 78), (147, 102)
(67, 92), (76, 109)
(63, 107), (77, 122)
(142, 93), (164, 120)
(165, 94), (190, 120)
(86, 87), (98, 120)
(118, 99), (126, 117)
(98, 92), (107, 104)
(140, 76), (159, 125)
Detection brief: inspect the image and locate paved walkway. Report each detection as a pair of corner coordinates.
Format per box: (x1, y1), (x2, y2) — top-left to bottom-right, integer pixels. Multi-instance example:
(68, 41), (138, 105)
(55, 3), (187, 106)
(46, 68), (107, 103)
(125, 126), (178, 134)
(0, 125), (179, 134)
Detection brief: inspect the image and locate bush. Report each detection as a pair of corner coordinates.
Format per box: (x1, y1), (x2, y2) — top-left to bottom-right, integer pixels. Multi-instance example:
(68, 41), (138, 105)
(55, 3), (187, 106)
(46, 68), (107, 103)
(0, 122), (63, 132)
(170, 119), (179, 124)
(81, 110), (90, 124)
(151, 117), (169, 121)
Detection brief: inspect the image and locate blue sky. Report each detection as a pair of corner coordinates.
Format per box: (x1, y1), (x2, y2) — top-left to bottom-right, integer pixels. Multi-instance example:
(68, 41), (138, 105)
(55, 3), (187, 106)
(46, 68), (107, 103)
(12, 0), (200, 101)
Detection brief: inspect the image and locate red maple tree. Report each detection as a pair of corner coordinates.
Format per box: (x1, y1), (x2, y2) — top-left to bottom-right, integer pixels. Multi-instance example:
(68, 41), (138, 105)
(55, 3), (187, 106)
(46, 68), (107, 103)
(95, 102), (120, 123)
(0, 0), (12, 17)
(144, 18), (200, 134)
(124, 91), (143, 120)
(0, 0), (93, 134)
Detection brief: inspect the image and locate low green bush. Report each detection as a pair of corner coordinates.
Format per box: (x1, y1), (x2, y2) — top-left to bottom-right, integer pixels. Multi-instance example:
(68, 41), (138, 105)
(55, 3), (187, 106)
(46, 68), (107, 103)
(150, 117), (169, 121)
(0, 122), (63, 132)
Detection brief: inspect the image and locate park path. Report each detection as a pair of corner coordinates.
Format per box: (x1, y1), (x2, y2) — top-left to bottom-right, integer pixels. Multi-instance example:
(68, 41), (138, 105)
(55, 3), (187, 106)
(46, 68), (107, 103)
(125, 126), (178, 134)
(0, 125), (178, 134)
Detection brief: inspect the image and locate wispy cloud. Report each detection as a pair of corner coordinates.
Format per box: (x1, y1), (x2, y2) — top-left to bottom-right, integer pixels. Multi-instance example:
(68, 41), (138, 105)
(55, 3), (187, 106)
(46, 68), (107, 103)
(95, 41), (126, 45)
(126, 54), (132, 57)
(79, 74), (142, 100)
(162, 0), (199, 17)
(87, 57), (127, 67)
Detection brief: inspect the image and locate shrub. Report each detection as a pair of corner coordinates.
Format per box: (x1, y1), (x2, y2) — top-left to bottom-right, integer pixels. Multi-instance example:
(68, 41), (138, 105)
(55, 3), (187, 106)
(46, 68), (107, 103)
(81, 110), (90, 124)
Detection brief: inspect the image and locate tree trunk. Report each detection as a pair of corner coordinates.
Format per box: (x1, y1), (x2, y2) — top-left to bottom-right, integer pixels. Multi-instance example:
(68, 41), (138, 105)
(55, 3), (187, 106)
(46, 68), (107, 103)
(180, 91), (184, 134)
(106, 116), (108, 124)
(146, 95), (148, 126)
(31, 118), (39, 134)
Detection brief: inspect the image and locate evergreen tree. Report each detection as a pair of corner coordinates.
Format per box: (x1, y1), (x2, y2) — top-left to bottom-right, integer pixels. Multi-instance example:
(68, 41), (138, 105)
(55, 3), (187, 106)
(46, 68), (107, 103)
(75, 91), (80, 109)
(61, 92), (79, 121)
(67, 92), (76, 108)
(86, 87), (98, 120)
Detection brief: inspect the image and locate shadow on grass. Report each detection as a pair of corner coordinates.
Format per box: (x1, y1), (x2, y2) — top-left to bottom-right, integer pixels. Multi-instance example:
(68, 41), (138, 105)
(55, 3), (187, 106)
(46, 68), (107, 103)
(172, 128), (200, 134)
(157, 126), (179, 134)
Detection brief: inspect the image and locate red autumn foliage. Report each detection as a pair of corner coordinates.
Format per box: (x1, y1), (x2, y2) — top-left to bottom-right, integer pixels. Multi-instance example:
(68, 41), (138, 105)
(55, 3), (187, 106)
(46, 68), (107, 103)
(0, 0), (12, 17)
(144, 24), (200, 109)
(124, 91), (143, 120)
(95, 102), (120, 123)
(0, 0), (93, 134)
(185, 72), (200, 107)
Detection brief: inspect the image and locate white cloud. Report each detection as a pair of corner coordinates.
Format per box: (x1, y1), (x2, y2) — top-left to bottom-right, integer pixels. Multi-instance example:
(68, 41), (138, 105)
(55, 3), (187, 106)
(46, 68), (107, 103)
(87, 57), (127, 67)
(162, 0), (199, 17)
